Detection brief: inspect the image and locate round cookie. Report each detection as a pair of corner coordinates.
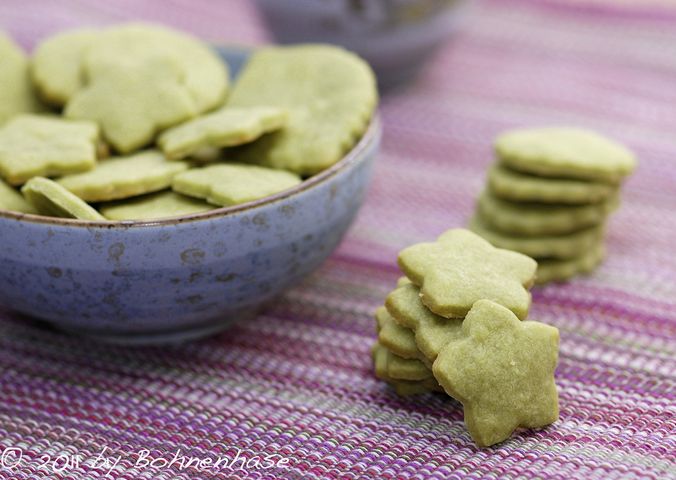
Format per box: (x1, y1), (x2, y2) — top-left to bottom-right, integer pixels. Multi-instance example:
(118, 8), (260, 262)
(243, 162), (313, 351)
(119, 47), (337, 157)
(477, 190), (617, 236)
(536, 243), (606, 285)
(469, 214), (605, 260)
(495, 127), (636, 183)
(0, 32), (43, 125)
(488, 162), (618, 204)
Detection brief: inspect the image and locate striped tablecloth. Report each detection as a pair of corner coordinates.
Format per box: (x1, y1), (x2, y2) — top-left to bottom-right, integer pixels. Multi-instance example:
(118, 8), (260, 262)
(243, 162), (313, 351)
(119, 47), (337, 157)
(1, 1), (674, 478)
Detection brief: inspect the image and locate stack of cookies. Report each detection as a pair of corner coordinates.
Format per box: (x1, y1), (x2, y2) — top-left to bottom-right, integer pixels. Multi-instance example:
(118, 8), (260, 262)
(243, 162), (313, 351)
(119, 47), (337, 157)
(469, 127), (637, 284)
(372, 229), (560, 447)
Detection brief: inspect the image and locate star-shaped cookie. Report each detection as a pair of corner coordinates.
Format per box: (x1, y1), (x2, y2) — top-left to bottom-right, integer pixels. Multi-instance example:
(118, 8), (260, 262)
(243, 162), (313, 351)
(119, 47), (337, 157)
(433, 300), (559, 447)
(397, 229), (537, 319)
(0, 114), (99, 185)
(385, 282), (463, 363)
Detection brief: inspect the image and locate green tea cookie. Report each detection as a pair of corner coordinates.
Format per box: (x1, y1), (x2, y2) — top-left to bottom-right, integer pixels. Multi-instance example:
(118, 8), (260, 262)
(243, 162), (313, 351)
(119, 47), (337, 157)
(384, 347), (433, 381)
(65, 58), (198, 153)
(375, 306), (427, 364)
(495, 127), (636, 183)
(58, 150), (188, 202)
(398, 229), (537, 320)
(372, 343), (440, 395)
(227, 45), (377, 175)
(478, 190), (617, 236)
(158, 106), (287, 160)
(0, 114), (99, 185)
(0, 32), (42, 125)
(385, 283), (463, 363)
(31, 28), (98, 106)
(469, 214), (604, 260)
(173, 163), (301, 207)
(536, 243), (606, 285)
(0, 178), (37, 214)
(22, 177), (105, 221)
(488, 162), (618, 204)
(387, 378), (443, 397)
(100, 191), (213, 220)
(64, 23), (229, 153)
(433, 300), (559, 447)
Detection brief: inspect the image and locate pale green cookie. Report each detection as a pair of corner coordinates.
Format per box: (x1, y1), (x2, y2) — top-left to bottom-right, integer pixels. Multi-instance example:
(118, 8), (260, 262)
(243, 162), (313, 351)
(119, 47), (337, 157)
(173, 163), (301, 207)
(384, 347), (432, 381)
(398, 229), (537, 320)
(433, 300), (559, 447)
(469, 214), (605, 260)
(22, 177), (105, 221)
(227, 45), (377, 175)
(0, 32), (43, 126)
(31, 28), (98, 106)
(488, 162), (618, 204)
(0, 178), (37, 214)
(478, 190), (617, 236)
(371, 343), (441, 395)
(0, 114), (99, 185)
(58, 150), (188, 202)
(100, 191), (213, 221)
(536, 243), (606, 285)
(495, 127), (636, 183)
(375, 306), (426, 363)
(64, 23), (229, 153)
(385, 283), (463, 363)
(158, 106), (287, 160)
(65, 58), (198, 153)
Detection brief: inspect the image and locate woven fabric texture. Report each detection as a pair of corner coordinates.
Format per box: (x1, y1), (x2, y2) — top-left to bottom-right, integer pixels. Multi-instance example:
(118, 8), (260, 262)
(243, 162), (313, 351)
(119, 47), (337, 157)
(0, 1), (675, 479)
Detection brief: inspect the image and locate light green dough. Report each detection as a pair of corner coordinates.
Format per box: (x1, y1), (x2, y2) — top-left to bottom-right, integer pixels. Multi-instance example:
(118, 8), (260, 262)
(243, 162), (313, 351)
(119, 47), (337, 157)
(478, 190), (617, 236)
(64, 23), (229, 153)
(100, 191), (214, 220)
(495, 127), (636, 182)
(398, 229), (537, 320)
(488, 162), (618, 204)
(22, 177), (105, 221)
(371, 343), (441, 395)
(536, 242), (606, 285)
(385, 283), (463, 363)
(0, 114), (99, 185)
(158, 106), (287, 160)
(0, 32), (43, 126)
(469, 214), (605, 260)
(65, 58), (199, 153)
(58, 150), (188, 202)
(0, 178), (37, 214)
(172, 163), (301, 207)
(432, 300), (559, 447)
(30, 28), (98, 106)
(227, 45), (377, 175)
(375, 306), (427, 364)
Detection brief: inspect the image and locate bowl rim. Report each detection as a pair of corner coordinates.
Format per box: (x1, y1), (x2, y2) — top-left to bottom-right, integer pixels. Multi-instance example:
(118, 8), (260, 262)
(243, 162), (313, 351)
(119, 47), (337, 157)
(0, 115), (381, 229)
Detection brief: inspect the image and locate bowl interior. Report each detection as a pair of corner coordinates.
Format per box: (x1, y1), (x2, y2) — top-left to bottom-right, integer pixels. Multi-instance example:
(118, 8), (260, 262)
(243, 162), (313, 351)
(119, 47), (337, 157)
(0, 45), (379, 228)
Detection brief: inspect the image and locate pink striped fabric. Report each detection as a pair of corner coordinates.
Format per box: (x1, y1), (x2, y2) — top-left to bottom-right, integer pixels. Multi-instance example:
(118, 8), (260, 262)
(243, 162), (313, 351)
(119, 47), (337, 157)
(1, 1), (675, 478)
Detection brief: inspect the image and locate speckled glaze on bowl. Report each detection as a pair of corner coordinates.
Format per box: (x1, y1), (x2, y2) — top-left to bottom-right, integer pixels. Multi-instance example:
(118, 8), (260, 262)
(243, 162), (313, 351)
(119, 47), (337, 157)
(0, 47), (381, 344)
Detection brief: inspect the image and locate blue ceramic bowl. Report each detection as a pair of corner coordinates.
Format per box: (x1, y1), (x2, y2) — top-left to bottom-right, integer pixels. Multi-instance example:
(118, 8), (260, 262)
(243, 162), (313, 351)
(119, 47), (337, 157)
(0, 47), (381, 344)
(254, 0), (468, 90)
